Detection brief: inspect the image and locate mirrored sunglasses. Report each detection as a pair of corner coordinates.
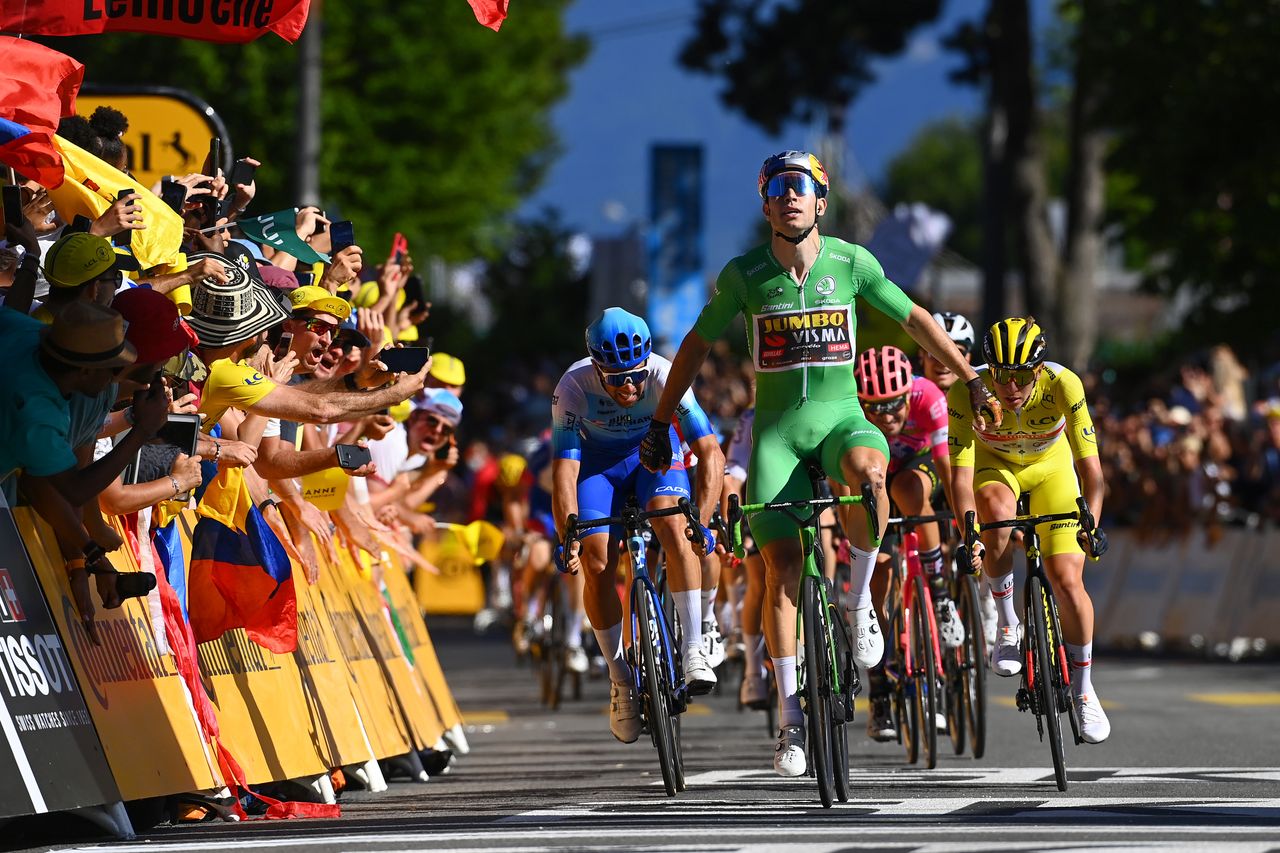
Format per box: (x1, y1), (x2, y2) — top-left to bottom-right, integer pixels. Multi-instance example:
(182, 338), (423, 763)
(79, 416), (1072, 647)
(992, 367), (1038, 387)
(598, 366), (648, 388)
(765, 172), (817, 198)
(862, 395), (908, 415)
(294, 316), (338, 337)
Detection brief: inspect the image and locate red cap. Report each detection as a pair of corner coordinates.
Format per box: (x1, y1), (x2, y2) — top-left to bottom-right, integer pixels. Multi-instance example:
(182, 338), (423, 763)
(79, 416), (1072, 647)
(259, 264), (299, 290)
(111, 288), (200, 365)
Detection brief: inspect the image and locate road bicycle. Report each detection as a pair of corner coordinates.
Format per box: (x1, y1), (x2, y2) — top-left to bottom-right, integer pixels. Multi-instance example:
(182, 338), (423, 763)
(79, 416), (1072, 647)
(728, 466), (878, 808)
(530, 569), (583, 711)
(964, 495), (1092, 791)
(561, 496), (704, 796)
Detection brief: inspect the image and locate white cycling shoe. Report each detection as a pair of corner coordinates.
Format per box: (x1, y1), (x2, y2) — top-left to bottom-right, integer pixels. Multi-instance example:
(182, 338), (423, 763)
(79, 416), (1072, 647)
(609, 682), (642, 744)
(740, 672), (770, 710)
(773, 725), (807, 777)
(990, 624), (1023, 677)
(1075, 692), (1112, 744)
(566, 645), (589, 674)
(702, 621), (726, 669)
(851, 607), (885, 668)
(683, 646), (718, 695)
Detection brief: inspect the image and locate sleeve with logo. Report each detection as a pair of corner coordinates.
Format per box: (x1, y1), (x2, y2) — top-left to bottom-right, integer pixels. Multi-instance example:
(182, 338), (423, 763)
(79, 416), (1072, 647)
(1057, 368), (1099, 461)
(916, 376), (950, 462)
(946, 377), (976, 468)
(692, 259), (748, 342)
(197, 358), (278, 430)
(850, 246), (913, 323)
(551, 372), (587, 461)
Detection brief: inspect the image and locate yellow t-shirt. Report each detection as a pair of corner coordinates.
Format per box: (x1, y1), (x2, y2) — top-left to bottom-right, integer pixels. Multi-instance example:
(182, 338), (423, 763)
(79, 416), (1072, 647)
(197, 358), (277, 432)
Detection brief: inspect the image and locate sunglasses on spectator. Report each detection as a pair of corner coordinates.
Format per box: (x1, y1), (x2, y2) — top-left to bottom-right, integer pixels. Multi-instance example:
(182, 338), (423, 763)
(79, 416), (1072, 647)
(766, 172), (817, 198)
(293, 316), (338, 337)
(992, 366), (1039, 387)
(862, 395), (908, 415)
(419, 414), (455, 436)
(597, 365), (649, 388)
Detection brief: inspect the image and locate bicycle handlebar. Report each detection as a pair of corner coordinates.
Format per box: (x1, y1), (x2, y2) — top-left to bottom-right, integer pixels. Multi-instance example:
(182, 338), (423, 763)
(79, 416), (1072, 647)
(726, 482), (880, 560)
(963, 497), (1094, 552)
(560, 498), (705, 563)
(886, 511), (954, 529)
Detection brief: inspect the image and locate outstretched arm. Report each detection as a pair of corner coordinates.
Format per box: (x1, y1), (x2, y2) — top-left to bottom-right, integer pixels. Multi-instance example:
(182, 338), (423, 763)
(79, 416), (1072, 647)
(652, 329), (713, 425)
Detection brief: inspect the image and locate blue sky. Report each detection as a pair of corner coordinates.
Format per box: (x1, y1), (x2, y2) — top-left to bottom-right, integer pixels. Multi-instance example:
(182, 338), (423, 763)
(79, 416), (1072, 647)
(526, 0), (1055, 265)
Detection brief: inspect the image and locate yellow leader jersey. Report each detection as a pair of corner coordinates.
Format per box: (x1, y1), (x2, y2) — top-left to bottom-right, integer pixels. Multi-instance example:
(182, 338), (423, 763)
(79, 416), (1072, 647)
(947, 361), (1097, 468)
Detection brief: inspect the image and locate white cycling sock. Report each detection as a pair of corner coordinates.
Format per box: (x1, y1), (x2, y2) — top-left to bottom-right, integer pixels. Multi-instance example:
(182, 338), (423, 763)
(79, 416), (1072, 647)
(772, 655), (803, 727)
(921, 546), (944, 575)
(847, 544), (879, 612)
(593, 622), (628, 684)
(674, 590), (703, 650)
(1066, 641), (1094, 696)
(701, 587), (716, 623)
(526, 597), (542, 623)
(566, 609), (584, 649)
(744, 633), (766, 680)
(991, 572), (1018, 628)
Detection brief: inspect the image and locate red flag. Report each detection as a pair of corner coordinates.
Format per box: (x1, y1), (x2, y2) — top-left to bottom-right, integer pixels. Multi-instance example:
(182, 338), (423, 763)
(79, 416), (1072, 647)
(0, 0), (312, 44)
(0, 37), (83, 187)
(468, 0), (509, 31)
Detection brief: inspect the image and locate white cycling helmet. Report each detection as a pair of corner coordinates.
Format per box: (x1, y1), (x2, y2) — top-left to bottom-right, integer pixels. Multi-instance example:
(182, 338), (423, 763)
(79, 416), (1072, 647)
(932, 310), (975, 352)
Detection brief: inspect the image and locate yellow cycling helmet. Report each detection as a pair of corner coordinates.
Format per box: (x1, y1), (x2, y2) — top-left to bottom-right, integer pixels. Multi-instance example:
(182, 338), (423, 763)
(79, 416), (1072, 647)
(983, 316), (1046, 369)
(497, 453), (527, 489)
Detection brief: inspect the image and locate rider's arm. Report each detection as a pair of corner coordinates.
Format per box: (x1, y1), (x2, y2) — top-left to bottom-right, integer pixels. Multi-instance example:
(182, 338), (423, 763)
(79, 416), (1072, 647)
(551, 458), (580, 540)
(946, 379), (978, 527)
(1074, 454), (1104, 528)
(1058, 367), (1104, 524)
(653, 259), (745, 423)
(688, 434), (724, 527)
(903, 305), (979, 385)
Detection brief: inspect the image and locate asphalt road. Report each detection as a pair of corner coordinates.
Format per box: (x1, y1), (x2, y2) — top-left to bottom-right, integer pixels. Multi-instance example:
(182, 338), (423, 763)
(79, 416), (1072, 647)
(21, 619), (1280, 852)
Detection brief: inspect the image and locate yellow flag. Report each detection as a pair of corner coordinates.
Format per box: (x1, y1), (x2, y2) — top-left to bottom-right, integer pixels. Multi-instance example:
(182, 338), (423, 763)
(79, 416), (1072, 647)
(47, 135), (184, 270)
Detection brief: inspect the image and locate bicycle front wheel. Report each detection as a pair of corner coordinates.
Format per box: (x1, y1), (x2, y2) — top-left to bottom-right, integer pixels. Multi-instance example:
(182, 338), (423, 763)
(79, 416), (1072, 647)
(956, 573), (987, 759)
(1029, 575), (1067, 792)
(910, 575), (938, 770)
(802, 576), (835, 808)
(636, 585), (681, 797)
(830, 604), (852, 803)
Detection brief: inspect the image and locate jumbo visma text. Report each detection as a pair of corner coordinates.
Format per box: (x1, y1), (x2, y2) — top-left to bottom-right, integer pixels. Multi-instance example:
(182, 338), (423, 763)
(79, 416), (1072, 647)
(759, 311), (849, 333)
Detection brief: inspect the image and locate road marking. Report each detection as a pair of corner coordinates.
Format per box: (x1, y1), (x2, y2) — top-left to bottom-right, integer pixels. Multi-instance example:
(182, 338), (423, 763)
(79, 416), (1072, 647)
(1188, 692), (1280, 706)
(990, 694), (1122, 709)
(682, 766), (1280, 787)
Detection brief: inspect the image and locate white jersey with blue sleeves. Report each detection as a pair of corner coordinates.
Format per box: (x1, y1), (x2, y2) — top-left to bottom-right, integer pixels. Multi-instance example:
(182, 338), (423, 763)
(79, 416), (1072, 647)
(552, 354), (713, 461)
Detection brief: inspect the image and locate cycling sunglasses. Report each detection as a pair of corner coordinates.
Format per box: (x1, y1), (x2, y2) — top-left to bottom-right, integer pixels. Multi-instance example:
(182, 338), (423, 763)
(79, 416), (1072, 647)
(597, 366), (649, 388)
(991, 366), (1038, 387)
(862, 395), (908, 415)
(293, 315), (339, 337)
(765, 172), (817, 198)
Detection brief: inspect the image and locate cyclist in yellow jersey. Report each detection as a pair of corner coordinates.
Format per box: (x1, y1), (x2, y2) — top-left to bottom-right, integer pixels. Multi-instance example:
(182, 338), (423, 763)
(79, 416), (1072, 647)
(947, 317), (1111, 744)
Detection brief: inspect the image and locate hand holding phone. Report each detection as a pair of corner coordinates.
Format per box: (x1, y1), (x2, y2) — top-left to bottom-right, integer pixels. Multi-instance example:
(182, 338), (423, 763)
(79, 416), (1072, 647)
(330, 220), (356, 254)
(114, 189), (137, 247)
(379, 346), (431, 374)
(335, 443), (373, 471)
(160, 179), (188, 214)
(228, 158), (257, 190)
(2, 184), (23, 228)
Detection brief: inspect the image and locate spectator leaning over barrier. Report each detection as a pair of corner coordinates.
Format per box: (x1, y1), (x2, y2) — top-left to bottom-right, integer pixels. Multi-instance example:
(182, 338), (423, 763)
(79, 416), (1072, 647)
(369, 389), (462, 532)
(186, 255), (431, 442)
(0, 301), (170, 638)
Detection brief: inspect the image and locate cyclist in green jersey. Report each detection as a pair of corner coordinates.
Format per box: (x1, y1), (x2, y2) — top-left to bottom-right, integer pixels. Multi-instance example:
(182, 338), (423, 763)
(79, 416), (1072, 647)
(640, 150), (1001, 777)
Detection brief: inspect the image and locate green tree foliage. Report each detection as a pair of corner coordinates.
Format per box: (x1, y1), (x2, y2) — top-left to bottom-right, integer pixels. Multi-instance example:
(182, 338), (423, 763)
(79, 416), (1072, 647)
(46, 2), (588, 262)
(1078, 0), (1280, 345)
(430, 210), (588, 389)
(678, 0), (943, 135)
(882, 116), (984, 261)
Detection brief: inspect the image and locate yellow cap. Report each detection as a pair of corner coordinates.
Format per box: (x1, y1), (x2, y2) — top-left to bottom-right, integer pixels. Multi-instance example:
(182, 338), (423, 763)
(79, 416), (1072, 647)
(389, 399), (412, 423)
(497, 453), (526, 489)
(430, 352), (466, 387)
(288, 285), (352, 321)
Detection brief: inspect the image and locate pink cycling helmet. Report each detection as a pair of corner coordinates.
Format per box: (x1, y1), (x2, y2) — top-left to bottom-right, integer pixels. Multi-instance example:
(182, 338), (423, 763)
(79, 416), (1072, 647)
(856, 346), (913, 401)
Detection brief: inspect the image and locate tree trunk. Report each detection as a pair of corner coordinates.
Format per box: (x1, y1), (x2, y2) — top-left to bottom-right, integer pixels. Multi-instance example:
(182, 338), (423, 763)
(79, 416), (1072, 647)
(979, 5), (1011, 331)
(999, 0), (1059, 334)
(1058, 1), (1105, 372)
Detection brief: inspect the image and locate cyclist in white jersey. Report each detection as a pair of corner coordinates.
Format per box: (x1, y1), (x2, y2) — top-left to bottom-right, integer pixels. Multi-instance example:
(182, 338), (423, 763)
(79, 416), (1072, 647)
(552, 308), (724, 743)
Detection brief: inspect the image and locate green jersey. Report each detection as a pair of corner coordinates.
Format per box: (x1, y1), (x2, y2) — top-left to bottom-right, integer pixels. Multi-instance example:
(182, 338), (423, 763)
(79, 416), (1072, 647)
(693, 237), (914, 413)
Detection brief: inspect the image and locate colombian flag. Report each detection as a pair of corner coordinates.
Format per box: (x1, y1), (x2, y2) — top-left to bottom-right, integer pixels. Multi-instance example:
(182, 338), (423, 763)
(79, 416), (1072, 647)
(189, 468), (297, 653)
(0, 37), (83, 188)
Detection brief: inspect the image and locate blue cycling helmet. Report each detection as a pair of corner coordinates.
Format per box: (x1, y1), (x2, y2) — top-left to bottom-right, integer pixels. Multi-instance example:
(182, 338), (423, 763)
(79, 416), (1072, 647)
(586, 307), (652, 370)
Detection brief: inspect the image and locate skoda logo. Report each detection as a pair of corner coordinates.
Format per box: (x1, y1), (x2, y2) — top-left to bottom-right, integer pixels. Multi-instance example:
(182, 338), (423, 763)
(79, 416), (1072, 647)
(815, 276), (836, 296)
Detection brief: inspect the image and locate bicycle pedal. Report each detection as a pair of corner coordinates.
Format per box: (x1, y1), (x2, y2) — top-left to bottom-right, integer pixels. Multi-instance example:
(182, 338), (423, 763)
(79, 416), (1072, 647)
(1016, 688), (1032, 711)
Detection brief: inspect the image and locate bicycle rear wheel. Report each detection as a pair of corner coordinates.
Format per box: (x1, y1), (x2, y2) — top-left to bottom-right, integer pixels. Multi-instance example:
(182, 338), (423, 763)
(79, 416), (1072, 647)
(910, 575), (938, 770)
(956, 573), (987, 759)
(802, 576), (835, 808)
(887, 567), (916, 764)
(830, 603), (852, 803)
(636, 585), (680, 797)
(1029, 575), (1067, 792)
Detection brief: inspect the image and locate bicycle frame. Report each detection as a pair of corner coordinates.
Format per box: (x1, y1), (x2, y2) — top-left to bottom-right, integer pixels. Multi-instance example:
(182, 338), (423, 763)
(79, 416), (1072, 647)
(885, 514), (954, 685)
(727, 482), (880, 708)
